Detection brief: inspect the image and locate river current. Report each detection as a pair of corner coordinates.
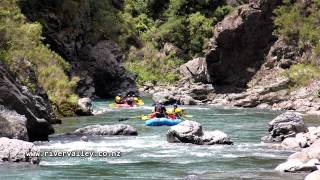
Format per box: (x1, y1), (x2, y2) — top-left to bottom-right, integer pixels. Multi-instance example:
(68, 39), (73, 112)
(1, 98), (317, 179)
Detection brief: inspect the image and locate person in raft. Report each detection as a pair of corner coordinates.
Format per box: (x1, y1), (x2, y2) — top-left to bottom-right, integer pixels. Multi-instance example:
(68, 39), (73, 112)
(115, 93), (124, 104)
(152, 102), (167, 118)
(173, 103), (184, 119)
(126, 94), (134, 106)
(132, 94), (139, 104)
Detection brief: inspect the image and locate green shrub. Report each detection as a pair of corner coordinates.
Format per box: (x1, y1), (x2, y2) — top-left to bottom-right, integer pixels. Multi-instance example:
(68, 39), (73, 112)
(274, 0), (320, 57)
(125, 45), (183, 85)
(188, 12), (212, 55)
(284, 63), (320, 88)
(0, 0), (79, 115)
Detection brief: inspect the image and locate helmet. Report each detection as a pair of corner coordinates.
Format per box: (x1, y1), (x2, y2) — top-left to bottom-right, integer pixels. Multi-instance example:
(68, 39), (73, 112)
(166, 109), (174, 115)
(116, 96), (121, 101)
(173, 103), (178, 108)
(175, 108), (182, 113)
(117, 93), (122, 97)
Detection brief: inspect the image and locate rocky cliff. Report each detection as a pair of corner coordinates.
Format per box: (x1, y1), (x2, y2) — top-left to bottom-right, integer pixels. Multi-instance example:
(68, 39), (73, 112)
(205, 0), (280, 88)
(0, 62), (55, 141)
(203, 0), (320, 112)
(19, 0), (137, 98)
(148, 0), (320, 113)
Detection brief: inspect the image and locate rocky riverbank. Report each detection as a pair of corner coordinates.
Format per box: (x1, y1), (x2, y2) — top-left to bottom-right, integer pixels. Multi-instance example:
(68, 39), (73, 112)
(260, 112), (320, 179)
(141, 78), (320, 114)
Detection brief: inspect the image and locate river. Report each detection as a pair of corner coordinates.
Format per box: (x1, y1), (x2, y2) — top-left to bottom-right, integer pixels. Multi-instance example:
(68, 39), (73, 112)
(1, 98), (317, 179)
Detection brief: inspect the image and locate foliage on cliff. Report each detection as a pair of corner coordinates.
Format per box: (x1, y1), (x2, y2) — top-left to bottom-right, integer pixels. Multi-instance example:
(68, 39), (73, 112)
(0, 0), (79, 114)
(121, 0), (231, 85)
(274, 0), (320, 88)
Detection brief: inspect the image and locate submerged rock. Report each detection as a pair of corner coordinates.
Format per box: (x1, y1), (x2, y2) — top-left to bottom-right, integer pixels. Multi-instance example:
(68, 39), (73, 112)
(0, 137), (40, 164)
(80, 136), (89, 142)
(184, 175), (200, 180)
(167, 120), (232, 145)
(74, 124), (138, 136)
(261, 112), (307, 142)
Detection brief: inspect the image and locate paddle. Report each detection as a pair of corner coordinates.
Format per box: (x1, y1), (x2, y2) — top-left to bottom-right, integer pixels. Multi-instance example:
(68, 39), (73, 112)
(118, 115), (142, 122)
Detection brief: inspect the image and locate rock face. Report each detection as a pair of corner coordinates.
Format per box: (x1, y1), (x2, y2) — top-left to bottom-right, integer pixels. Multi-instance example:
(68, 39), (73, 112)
(74, 124), (138, 136)
(167, 120), (233, 145)
(205, 0), (280, 88)
(179, 58), (210, 83)
(0, 62), (55, 141)
(20, 0), (137, 98)
(77, 98), (93, 116)
(0, 137), (40, 164)
(261, 112), (308, 143)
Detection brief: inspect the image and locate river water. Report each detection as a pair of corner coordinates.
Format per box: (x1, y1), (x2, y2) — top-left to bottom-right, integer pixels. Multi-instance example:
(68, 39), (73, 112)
(1, 98), (317, 179)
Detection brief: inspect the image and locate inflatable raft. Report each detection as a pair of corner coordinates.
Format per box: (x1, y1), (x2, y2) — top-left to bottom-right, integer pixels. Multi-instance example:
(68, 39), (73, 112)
(109, 100), (144, 109)
(145, 118), (182, 126)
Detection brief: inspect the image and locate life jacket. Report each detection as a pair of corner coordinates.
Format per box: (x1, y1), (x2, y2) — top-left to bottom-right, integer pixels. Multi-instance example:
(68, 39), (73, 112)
(126, 97), (133, 105)
(155, 104), (162, 113)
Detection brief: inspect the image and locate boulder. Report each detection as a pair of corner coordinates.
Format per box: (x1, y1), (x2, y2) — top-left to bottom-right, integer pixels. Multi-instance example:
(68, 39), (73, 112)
(275, 159), (305, 172)
(305, 170), (320, 180)
(202, 130), (233, 145)
(0, 137), (40, 164)
(152, 91), (177, 105)
(261, 112), (307, 142)
(77, 98), (93, 116)
(74, 124), (138, 136)
(167, 120), (233, 145)
(205, 0), (281, 88)
(281, 135), (308, 149)
(180, 58), (210, 83)
(276, 139), (320, 173)
(80, 136), (89, 142)
(0, 106), (28, 141)
(180, 95), (199, 105)
(163, 43), (184, 59)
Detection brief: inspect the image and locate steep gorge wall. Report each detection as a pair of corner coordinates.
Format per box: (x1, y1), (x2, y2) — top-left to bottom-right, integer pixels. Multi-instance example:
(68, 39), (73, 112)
(19, 0), (137, 98)
(0, 61), (55, 141)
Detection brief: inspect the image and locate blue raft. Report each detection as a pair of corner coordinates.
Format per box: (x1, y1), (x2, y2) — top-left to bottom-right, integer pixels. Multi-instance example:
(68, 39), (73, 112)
(145, 118), (182, 126)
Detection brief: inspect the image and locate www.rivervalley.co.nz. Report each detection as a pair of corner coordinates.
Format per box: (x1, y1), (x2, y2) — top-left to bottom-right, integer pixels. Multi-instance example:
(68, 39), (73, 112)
(26, 150), (121, 158)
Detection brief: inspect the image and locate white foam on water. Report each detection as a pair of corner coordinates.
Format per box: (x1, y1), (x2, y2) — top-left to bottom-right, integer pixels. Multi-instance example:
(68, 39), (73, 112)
(222, 154), (239, 158)
(93, 107), (113, 115)
(189, 152), (212, 157)
(139, 153), (176, 158)
(40, 160), (78, 166)
(38, 141), (133, 153)
(105, 159), (140, 164)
